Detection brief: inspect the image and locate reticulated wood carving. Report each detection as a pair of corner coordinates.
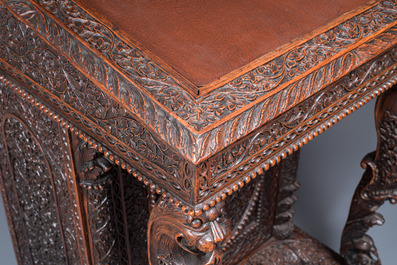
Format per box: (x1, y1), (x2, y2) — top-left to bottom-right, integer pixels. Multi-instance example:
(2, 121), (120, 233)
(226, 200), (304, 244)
(341, 85), (397, 265)
(244, 227), (344, 265)
(148, 199), (231, 265)
(0, 76), (86, 264)
(273, 150), (300, 240)
(2, 0), (397, 213)
(1, 0), (397, 264)
(1, 0), (397, 161)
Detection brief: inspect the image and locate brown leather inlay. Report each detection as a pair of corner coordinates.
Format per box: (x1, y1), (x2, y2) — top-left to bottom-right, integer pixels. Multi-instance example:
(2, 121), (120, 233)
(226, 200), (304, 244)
(78, 0), (371, 88)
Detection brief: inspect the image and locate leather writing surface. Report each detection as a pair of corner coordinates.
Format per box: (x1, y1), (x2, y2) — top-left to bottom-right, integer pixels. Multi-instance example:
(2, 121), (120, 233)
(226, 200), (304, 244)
(73, 0), (370, 86)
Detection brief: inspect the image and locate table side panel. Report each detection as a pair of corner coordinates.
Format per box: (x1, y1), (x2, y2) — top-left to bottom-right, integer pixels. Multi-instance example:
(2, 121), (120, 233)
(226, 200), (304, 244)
(197, 44), (397, 203)
(0, 79), (87, 264)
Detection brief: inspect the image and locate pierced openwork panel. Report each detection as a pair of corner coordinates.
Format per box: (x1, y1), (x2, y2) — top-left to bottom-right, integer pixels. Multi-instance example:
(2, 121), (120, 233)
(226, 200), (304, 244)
(0, 77), (84, 264)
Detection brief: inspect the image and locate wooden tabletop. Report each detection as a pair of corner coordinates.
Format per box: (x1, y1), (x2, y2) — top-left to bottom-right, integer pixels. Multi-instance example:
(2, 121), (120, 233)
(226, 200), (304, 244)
(79, 0), (370, 92)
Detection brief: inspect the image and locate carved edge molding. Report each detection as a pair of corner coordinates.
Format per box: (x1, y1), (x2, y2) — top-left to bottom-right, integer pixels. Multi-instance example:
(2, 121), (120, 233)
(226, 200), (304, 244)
(196, 27), (397, 161)
(0, 2), (194, 201)
(1, 2), (397, 206)
(1, 62), (396, 216)
(2, 0), (397, 214)
(197, 51), (397, 202)
(2, 0), (397, 161)
(1, 0), (397, 205)
(1, 0), (198, 161)
(0, 74), (193, 212)
(15, 0), (397, 130)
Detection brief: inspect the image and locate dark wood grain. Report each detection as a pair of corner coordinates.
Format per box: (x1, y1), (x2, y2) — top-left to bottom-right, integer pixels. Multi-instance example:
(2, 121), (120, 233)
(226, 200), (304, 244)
(341, 85), (397, 265)
(0, 0), (396, 264)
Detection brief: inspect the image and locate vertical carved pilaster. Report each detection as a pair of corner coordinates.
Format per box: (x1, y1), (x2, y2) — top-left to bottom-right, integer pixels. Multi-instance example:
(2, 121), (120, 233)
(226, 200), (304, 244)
(273, 150), (300, 239)
(341, 86), (397, 265)
(71, 133), (154, 265)
(71, 134), (120, 264)
(148, 199), (231, 265)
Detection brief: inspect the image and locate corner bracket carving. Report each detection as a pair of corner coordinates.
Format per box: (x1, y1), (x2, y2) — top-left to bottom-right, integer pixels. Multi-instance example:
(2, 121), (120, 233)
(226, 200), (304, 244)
(72, 136), (114, 189)
(148, 199), (231, 265)
(341, 86), (397, 265)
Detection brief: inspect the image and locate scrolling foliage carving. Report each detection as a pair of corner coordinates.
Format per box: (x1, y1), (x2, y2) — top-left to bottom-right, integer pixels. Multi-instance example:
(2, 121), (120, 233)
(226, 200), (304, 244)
(72, 132), (153, 264)
(0, 79), (82, 264)
(0, 3), (195, 202)
(244, 228), (344, 265)
(72, 134), (120, 264)
(341, 86), (397, 265)
(24, 0), (397, 131)
(3, 0), (397, 161)
(199, 46), (397, 201)
(2, 0), (397, 209)
(3, 0), (198, 160)
(148, 199), (231, 265)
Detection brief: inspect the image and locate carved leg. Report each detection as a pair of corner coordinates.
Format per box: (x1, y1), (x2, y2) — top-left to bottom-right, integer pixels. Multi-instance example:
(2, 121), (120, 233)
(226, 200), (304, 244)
(72, 133), (153, 264)
(341, 86), (397, 265)
(273, 150), (300, 239)
(71, 134), (122, 264)
(148, 199), (231, 265)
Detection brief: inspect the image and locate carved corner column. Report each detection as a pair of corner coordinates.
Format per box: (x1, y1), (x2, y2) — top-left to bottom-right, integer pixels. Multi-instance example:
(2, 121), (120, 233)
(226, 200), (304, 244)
(341, 85), (397, 265)
(148, 198), (231, 265)
(71, 134), (121, 264)
(273, 150), (300, 240)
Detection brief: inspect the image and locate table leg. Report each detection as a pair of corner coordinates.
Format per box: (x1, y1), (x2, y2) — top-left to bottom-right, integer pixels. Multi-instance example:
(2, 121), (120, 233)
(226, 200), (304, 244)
(71, 135), (120, 264)
(341, 85), (397, 265)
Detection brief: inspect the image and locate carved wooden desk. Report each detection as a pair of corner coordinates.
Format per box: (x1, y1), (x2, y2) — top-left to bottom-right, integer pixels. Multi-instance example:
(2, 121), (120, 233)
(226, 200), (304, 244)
(1, 0), (397, 264)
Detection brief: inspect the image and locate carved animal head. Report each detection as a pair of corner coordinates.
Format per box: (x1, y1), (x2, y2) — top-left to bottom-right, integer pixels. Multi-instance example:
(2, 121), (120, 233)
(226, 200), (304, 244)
(148, 199), (230, 265)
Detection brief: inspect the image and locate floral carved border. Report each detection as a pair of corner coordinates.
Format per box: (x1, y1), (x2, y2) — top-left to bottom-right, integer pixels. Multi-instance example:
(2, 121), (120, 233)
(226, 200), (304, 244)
(0, 3), (196, 202)
(2, 53), (397, 213)
(2, 0), (397, 211)
(197, 47), (397, 202)
(1, 0), (397, 163)
(2, 0), (198, 160)
(14, 0), (397, 128)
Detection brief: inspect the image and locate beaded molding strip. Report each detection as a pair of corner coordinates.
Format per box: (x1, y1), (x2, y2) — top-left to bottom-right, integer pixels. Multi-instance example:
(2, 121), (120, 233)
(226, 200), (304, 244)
(1, 65), (396, 215)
